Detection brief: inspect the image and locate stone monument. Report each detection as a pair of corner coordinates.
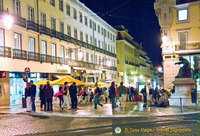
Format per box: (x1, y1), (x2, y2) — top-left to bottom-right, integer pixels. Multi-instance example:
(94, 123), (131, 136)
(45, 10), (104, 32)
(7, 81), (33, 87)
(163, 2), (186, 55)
(169, 57), (195, 106)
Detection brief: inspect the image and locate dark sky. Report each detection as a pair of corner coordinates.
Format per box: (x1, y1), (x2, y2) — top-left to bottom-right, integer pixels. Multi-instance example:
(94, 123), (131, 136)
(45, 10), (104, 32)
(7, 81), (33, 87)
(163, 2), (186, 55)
(79, 0), (162, 67)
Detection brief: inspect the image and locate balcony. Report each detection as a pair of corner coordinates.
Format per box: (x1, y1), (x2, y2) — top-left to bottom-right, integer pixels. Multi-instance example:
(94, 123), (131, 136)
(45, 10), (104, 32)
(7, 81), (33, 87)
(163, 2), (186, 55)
(50, 30), (60, 39)
(0, 46), (11, 58)
(13, 49), (27, 60)
(175, 43), (200, 52)
(140, 63), (147, 67)
(39, 25), (50, 36)
(68, 59), (95, 69)
(28, 52), (40, 62)
(13, 15), (26, 28)
(27, 20), (39, 32)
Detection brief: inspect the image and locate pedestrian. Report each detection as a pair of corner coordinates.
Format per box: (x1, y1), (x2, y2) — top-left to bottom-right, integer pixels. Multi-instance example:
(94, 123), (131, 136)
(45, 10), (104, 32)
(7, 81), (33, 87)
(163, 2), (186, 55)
(69, 82), (78, 109)
(104, 88), (109, 103)
(25, 83), (32, 112)
(115, 84), (119, 106)
(55, 86), (64, 110)
(141, 86), (147, 107)
(62, 82), (71, 110)
(39, 85), (46, 111)
(45, 81), (54, 111)
(89, 88), (94, 103)
(118, 82), (127, 109)
(170, 86), (175, 94)
(94, 83), (103, 110)
(128, 87), (132, 102)
(149, 87), (154, 102)
(130, 87), (134, 102)
(29, 80), (36, 112)
(109, 82), (116, 109)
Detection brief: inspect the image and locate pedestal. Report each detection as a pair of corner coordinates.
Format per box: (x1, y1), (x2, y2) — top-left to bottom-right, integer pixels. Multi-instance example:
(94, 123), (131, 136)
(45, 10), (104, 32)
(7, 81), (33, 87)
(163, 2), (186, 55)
(169, 78), (195, 106)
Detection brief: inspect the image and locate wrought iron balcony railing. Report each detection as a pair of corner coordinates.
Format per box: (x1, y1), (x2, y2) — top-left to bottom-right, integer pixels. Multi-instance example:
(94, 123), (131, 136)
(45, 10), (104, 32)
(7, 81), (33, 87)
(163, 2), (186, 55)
(0, 46), (11, 58)
(175, 43), (200, 51)
(13, 15), (26, 28)
(28, 52), (40, 62)
(27, 20), (39, 32)
(13, 49), (27, 60)
(50, 30), (60, 39)
(39, 25), (51, 36)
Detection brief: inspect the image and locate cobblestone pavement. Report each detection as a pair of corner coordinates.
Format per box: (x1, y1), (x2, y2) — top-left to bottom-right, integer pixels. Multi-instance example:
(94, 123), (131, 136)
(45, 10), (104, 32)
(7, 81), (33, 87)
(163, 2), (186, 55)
(0, 113), (199, 136)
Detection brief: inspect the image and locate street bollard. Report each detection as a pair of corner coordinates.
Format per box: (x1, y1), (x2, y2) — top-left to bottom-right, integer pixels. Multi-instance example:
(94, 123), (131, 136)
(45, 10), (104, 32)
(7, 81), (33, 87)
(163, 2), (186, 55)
(180, 98), (183, 112)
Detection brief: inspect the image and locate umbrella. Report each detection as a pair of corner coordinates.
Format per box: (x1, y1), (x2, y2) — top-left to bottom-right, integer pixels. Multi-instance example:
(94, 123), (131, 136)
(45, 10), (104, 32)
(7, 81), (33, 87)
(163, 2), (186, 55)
(97, 82), (110, 88)
(51, 76), (85, 86)
(84, 82), (95, 87)
(34, 79), (50, 86)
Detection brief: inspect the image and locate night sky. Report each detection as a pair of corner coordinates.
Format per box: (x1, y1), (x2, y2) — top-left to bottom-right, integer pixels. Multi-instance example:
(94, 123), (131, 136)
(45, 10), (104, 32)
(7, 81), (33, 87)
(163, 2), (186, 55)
(79, 0), (162, 67)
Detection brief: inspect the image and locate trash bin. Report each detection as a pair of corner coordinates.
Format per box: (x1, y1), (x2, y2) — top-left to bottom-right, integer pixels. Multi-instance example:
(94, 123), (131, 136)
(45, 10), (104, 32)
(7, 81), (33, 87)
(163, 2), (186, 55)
(191, 89), (197, 103)
(22, 95), (26, 108)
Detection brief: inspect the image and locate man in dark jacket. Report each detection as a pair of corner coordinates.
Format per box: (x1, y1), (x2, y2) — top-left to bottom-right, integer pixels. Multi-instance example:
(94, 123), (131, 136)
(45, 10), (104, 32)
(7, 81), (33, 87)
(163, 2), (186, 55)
(30, 80), (36, 112)
(94, 83), (103, 110)
(69, 82), (78, 109)
(109, 82), (116, 109)
(45, 81), (54, 111)
(141, 86), (147, 107)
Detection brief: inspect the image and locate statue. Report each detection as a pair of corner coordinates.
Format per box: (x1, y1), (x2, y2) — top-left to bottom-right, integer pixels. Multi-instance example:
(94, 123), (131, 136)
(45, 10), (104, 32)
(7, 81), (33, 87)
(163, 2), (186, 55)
(175, 57), (192, 78)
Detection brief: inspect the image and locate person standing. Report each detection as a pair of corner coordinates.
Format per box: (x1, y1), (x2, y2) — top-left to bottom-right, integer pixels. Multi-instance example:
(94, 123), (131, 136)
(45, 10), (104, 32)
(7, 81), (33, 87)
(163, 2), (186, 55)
(45, 81), (54, 111)
(118, 82), (127, 109)
(30, 80), (36, 112)
(104, 88), (109, 103)
(115, 84), (119, 106)
(149, 87), (154, 102)
(69, 82), (78, 109)
(62, 82), (71, 110)
(128, 87), (132, 102)
(39, 85), (46, 111)
(109, 82), (116, 109)
(55, 86), (64, 110)
(94, 83), (103, 110)
(25, 83), (32, 112)
(130, 87), (135, 102)
(141, 86), (147, 107)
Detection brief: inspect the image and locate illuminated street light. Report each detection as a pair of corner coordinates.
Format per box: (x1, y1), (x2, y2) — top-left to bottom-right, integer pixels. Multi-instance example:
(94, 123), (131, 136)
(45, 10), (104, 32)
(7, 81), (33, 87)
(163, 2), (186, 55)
(131, 71), (135, 75)
(162, 35), (168, 44)
(158, 67), (162, 72)
(139, 75), (143, 79)
(3, 14), (13, 30)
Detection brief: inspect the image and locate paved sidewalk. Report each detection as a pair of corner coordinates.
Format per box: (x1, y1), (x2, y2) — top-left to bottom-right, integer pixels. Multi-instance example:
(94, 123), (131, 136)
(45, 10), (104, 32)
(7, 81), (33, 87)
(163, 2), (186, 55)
(1, 102), (200, 117)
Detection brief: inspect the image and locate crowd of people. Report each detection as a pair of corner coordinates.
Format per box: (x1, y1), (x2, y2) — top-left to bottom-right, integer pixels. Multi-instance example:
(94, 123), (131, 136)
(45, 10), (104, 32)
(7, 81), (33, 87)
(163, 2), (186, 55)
(24, 81), (172, 112)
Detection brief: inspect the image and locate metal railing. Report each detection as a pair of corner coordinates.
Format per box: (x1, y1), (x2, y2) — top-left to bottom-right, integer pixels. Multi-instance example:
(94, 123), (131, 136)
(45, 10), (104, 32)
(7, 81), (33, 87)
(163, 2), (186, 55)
(175, 43), (200, 51)
(13, 15), (26, 28)
(27, 20), (39, 32)
(39, 25), (51, 35)
(13, 49), (27, 60)
(28, 52), (40, 62)
(0, 46), (11, 58)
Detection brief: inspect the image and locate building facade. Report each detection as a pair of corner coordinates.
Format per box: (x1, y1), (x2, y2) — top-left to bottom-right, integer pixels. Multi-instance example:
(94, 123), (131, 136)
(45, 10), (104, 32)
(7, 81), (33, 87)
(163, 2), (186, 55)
(0, 0), (117, 106)
(154, 0), (200, 89)
(115, 26), (155, 91)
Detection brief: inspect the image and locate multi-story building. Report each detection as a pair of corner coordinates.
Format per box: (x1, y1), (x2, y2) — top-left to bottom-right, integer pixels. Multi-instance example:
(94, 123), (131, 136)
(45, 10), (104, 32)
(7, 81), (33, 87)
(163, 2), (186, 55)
(154, 0), (200, 89)
(115, 26), (155, 91)
(0, 0), (117, 106)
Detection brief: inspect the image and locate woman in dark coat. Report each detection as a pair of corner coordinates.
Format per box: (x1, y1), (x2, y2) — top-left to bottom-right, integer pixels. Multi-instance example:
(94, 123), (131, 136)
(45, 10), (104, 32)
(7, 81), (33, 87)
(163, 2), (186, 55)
(109, 82), (116, 109)
(25, 83), (31, 112)
(39, 85), (46, 111)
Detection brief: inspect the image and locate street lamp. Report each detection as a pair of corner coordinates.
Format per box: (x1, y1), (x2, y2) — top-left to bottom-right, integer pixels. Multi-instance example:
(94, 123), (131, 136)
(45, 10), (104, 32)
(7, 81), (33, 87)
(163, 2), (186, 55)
(3, 11), (13, 30)
(131, 71), (135, 75)
(158, 67), (162, 72)
(107, 61), (112, 67)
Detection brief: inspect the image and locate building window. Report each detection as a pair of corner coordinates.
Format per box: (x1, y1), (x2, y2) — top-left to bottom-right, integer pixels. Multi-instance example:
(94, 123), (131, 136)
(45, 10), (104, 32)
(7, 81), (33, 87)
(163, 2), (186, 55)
(66, 3), (70, 16)
(0, 28), (4, 46)
(104, 29), (106, 37)
(86, 52), (89, 62)
(98, 25), (100, 33)
(90, 36), (93, 45)
(93, 22), (96, 31)
(40, 12), (46, 26)
(67, 25), (71, 36)
(51, 17), (56, 30)
(41, 40), (47, 55)
(73, 8), (77, 20)
(28, 5), (34, 22)
(98, 40), (100, 48)
(113, 35), (115, 42)
(110, 33), (112, 40)
(60, 21), (64, 33)
(89, 19), (92, 29)
(84, 16), (87, 26)
(59, 0), (63, 11)
(60, 45), (65, 58)
(13, 0), (21, 16)
(50, 0), (55, 7)
(85, 33), (88, 43)
(91, 54), (93, 63)
(79, 11), (82, 23)
(80, 31), (83, 41)
(74, 28), (77, 39)
(29, 37), (35, 52)
(0, 0), (3, 10)
(94, 38), (97, 46)
(101, 41), (104, 49)
(14, 32), (21, 49)
(101, 27), (103, 35)
(51, 43), (56, 56)
(108, 31), (109, 39)
(178, 31), (188, 50)
(105, 43), (107, 50)
(178, 9), (188, 21)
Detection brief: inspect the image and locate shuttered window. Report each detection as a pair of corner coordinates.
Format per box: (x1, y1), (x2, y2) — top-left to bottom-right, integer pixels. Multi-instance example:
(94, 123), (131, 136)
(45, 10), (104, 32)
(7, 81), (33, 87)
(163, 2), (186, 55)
(179, 32), (188, 50)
